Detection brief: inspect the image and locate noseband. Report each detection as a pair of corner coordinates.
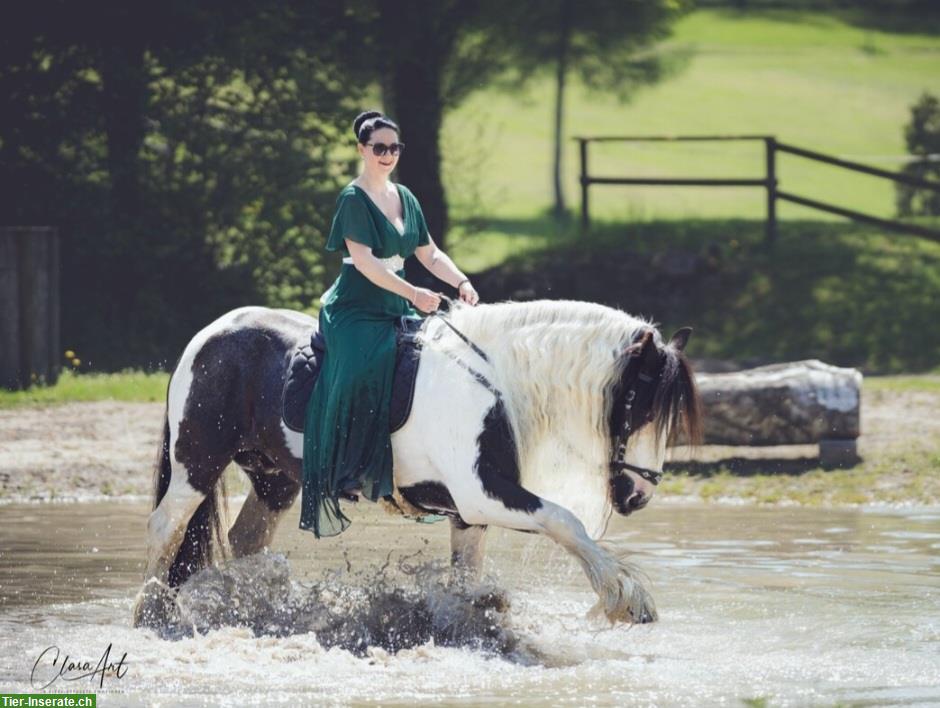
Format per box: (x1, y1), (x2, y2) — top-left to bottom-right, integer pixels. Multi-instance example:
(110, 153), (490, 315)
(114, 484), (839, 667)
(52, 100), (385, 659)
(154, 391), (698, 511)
(609, 366), (664, 487)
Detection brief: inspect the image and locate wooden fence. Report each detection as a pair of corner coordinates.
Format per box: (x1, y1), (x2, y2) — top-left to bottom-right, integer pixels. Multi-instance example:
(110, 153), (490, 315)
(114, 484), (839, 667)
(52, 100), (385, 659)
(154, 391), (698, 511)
(575, 134), (940, 244)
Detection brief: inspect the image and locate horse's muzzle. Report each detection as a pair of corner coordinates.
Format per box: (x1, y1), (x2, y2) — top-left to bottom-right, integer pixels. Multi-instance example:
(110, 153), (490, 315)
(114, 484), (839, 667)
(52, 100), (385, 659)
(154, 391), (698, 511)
(612, 487), (650, 516)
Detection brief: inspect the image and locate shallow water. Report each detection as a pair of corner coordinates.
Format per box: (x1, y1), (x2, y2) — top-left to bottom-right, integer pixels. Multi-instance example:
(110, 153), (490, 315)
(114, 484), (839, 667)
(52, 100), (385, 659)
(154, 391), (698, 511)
(1, 500), (939, 706)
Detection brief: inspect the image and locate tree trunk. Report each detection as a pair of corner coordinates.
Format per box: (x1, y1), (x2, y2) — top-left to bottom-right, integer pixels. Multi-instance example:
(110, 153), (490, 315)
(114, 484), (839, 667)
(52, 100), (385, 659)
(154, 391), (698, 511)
(552, 0), (573, 221)
(381, 1), (457, 288)
(98, 41), (147, 225)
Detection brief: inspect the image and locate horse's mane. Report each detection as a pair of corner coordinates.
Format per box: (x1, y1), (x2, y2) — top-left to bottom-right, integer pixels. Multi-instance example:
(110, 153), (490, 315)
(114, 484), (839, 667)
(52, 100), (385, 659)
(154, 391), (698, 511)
(422, 299), (699, 535)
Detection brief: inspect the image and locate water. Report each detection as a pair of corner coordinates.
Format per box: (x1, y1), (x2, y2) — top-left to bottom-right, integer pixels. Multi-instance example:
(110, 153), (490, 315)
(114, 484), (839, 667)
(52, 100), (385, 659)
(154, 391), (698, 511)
(1, 501), (939, 706)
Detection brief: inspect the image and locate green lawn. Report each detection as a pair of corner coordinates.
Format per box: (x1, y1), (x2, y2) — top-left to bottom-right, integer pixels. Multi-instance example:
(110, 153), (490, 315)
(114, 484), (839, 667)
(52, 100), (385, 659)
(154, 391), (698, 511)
(0, 369), (169, 408)
(443, 8), (940, 232)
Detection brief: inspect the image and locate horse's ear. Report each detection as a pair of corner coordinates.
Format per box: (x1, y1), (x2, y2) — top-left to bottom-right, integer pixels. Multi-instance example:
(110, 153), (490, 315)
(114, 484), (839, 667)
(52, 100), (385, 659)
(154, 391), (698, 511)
(669, 327), (693, 352)
(625, 330), (654, 357)
(640, 329), (660, 368)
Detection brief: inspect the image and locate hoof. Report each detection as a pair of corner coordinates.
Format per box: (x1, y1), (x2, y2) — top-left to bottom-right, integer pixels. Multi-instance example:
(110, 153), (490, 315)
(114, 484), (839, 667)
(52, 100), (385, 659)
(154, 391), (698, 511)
(632, 605), (658, 624)
(132, 577), (181, 630)
(471, 588), (511, 614)
(588, 585), (659, 625)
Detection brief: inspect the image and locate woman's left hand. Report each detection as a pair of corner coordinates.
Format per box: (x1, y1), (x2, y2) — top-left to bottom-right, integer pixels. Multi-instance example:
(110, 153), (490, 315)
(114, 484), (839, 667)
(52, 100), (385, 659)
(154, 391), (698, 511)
(458, 280), (479, 306)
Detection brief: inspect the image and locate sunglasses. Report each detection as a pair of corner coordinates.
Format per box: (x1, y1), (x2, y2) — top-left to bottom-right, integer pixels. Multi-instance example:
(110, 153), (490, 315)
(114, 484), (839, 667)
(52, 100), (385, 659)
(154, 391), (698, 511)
(366, 142), (405, 157)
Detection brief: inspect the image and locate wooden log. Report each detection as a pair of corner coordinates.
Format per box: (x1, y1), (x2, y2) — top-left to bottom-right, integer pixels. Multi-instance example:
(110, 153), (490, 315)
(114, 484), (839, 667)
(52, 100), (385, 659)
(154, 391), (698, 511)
(694, 360), (861, 457)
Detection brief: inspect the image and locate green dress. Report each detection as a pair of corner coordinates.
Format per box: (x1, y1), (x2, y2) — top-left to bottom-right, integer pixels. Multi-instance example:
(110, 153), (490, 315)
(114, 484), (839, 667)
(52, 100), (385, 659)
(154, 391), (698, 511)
(299, 182), (430, 537)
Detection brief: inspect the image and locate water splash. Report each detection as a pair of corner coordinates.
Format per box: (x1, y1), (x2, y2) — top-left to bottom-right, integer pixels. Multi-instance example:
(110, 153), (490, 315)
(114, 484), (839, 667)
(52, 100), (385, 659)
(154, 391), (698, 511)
(136, 549), (538, 662)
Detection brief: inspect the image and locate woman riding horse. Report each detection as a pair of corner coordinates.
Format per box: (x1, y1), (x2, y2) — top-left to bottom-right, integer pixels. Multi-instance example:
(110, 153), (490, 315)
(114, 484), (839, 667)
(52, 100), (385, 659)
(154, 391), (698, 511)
(301, 110), (480, 537)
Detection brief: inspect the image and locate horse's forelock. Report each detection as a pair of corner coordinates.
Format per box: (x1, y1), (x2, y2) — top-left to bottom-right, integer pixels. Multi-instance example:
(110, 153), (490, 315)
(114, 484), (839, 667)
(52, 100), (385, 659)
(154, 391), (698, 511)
(653, 346), (703, 446)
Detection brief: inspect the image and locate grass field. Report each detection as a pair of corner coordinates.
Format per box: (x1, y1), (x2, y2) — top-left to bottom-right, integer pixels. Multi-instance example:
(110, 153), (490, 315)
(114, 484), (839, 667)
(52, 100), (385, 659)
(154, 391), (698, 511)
(0, 370), (168, 408)
(442, 8), (940, 240)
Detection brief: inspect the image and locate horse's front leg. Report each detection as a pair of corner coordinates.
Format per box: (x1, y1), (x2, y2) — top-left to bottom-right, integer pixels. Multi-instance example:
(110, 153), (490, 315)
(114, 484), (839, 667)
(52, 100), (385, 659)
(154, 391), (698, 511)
(456, 477), (657, 624)
(533, 499), (657, 624)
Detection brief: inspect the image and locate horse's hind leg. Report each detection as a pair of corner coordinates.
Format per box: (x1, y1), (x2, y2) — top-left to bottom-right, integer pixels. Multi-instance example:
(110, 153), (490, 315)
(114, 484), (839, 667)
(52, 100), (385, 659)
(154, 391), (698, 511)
(450, 518), (488, 579)
(144, 467), (207, 583)
(228, 453), (300, 557)
(135, 413), (229, 629)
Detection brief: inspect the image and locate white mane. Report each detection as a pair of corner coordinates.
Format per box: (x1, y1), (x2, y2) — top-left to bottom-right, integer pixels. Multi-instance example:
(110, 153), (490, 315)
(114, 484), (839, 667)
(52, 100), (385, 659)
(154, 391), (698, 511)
(421, 300), (654, 537)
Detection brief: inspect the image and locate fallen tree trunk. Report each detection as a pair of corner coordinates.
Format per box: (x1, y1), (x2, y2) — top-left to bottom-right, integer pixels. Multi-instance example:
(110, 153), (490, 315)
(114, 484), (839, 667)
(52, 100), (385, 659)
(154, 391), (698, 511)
(690, 360), (862, 466)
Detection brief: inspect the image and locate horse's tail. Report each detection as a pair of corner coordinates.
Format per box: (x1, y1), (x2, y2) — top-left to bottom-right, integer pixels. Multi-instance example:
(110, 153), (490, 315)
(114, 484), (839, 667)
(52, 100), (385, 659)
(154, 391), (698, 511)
(152, 409), (172, 512)
(168, 479), (226, 587)
(152, 369), (228, 588)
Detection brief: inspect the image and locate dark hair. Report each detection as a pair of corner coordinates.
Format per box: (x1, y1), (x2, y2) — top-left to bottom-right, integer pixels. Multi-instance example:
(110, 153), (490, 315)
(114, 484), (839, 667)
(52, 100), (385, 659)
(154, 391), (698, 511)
(353, 110), (400, 144)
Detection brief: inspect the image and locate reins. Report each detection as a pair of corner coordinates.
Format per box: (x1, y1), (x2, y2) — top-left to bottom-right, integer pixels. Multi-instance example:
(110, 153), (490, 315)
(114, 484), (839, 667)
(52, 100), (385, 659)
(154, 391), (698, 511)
(427, 297), (501, 400)
(429, 297), (490, 364)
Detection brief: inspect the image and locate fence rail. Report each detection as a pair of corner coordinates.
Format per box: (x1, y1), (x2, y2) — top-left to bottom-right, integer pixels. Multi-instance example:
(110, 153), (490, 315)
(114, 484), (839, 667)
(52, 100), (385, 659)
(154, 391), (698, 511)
(574, 135), (940, 245)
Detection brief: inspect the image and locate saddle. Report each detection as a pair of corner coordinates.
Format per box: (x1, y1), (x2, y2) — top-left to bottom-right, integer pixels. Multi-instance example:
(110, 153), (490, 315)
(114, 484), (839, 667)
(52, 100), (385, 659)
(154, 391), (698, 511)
(281, 315), (425, 435)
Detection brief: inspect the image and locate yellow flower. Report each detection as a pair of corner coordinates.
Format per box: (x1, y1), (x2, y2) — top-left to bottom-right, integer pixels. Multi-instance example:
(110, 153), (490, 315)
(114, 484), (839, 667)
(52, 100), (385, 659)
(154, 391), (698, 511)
(71, 358), (81, 367)
(30, 372), (37, 380)
(64, 350), (75, 359)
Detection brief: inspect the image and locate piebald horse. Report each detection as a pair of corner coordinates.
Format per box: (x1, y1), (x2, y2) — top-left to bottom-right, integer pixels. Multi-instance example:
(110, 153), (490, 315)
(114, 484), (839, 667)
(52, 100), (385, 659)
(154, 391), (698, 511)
(132, 300), (701, 627)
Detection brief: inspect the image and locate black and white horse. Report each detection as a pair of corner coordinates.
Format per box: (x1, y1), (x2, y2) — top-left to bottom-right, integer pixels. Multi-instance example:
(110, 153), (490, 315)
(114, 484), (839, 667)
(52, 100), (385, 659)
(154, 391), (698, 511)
(132, 300), (701, 627)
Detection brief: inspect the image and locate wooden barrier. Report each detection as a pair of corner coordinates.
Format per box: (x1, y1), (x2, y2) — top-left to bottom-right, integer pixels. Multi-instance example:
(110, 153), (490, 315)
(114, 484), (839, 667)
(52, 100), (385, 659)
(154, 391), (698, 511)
(0, 227), (61, 390)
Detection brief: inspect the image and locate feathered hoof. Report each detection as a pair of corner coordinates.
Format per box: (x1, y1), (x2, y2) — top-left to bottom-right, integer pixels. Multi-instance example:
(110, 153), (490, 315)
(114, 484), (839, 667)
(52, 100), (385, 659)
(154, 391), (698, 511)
(132, 577), (180, 630)
(589, 576), (658, 625)
(470, 587), (511, 614)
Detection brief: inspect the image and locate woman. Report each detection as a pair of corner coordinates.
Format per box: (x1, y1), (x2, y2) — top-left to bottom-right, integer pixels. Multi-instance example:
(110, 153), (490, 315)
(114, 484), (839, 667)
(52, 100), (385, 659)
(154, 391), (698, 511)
(300, 110), (480, 538)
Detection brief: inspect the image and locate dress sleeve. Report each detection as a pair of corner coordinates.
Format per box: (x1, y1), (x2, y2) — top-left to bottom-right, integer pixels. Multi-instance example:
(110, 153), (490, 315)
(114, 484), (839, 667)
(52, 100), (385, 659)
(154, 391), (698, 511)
(325, 192), (379, 253)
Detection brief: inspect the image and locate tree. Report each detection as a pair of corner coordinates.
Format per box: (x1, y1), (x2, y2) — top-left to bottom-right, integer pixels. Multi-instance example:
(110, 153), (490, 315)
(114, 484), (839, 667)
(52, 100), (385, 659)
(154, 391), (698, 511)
(491, 0), (691, 220)
(373, 0), (513, 255)
(897, 92), (940, 218)
(364, 0), (688, 269)
(0, 1), (372, 368)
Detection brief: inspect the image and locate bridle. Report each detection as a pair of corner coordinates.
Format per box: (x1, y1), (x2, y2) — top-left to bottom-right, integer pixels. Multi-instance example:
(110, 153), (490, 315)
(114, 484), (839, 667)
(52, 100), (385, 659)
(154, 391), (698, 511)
(427, 299), (665, 486)
(609, 361), (664, 486)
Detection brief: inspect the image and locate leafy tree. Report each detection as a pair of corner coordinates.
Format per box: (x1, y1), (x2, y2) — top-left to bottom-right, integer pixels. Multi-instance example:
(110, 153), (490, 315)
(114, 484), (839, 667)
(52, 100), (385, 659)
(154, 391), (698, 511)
(0, 1), (370, 369)
(372, 0), (512, 254)
(366, 0), (686, 267)
(896, 93), (940, 218)
(490, 0), (691, 220)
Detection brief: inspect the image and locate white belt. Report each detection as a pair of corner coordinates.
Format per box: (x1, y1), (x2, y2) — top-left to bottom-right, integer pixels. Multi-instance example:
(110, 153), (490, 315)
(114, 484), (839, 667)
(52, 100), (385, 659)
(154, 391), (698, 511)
(343, 254), (405, 272)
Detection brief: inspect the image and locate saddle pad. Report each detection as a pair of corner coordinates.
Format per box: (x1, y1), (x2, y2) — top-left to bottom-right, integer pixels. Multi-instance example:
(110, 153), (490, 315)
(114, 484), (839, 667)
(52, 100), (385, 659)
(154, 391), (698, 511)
(281, 316), (424, 435)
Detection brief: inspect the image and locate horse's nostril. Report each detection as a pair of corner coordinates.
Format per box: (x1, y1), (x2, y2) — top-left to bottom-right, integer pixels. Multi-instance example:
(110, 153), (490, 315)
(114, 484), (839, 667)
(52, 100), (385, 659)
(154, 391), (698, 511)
(629, 493), (648, 511)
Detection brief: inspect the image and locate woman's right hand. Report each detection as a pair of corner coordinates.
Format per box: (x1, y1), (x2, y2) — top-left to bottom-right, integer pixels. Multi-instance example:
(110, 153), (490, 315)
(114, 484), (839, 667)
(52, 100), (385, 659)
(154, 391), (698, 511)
(411, 287), (441, 313)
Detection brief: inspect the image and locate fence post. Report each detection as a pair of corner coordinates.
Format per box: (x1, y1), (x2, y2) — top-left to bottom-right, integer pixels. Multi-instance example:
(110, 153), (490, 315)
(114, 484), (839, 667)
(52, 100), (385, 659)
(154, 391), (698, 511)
(579, 138), (589, 234)
(765, 136), (778, 247)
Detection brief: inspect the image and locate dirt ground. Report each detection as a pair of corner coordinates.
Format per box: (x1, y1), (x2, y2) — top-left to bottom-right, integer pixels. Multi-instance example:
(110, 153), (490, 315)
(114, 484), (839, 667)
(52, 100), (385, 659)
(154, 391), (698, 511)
(0, 383), (938, 504)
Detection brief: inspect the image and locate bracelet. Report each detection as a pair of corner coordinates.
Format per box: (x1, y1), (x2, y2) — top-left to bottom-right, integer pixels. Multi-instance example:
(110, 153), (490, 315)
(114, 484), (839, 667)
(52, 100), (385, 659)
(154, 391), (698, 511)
(457, 279), (470, 290)
(411, 285), (419, 304)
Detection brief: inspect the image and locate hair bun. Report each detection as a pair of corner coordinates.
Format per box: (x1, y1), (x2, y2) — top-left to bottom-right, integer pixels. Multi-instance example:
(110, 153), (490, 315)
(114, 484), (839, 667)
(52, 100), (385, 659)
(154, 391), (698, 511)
(353, 110), (384, 140)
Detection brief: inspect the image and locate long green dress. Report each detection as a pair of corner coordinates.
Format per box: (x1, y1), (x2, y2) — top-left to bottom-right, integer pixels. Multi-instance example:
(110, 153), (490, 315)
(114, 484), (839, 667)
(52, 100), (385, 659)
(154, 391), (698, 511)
(299, 182), (430, 537)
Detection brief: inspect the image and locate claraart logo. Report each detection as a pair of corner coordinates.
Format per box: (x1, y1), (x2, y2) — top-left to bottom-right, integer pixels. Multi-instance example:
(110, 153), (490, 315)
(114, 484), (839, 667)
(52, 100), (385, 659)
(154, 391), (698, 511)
(30, 643), (128, 690)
